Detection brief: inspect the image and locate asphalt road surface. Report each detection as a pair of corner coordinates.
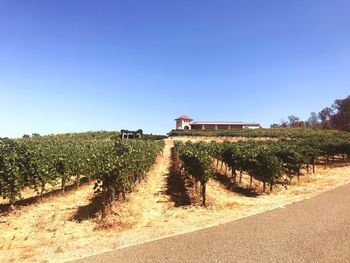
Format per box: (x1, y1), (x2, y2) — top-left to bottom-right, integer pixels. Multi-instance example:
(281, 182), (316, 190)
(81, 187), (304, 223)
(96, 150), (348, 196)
(72, 183), (350, 263)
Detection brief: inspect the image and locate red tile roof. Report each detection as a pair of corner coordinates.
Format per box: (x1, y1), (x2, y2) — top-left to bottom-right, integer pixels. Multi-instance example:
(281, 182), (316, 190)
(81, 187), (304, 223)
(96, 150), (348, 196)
(175, 115), (193, 121)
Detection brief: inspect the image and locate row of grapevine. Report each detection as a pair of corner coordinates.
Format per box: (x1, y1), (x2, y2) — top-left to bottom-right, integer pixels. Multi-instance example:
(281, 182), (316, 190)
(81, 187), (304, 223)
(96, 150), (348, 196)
(0, 137), (98, 203)
(93, 139), (164, 218)
(0, 136), (164, 218)
(208, 137), (350, 191)
(0, 138), (22, 203)
(174, 141), (213, 206)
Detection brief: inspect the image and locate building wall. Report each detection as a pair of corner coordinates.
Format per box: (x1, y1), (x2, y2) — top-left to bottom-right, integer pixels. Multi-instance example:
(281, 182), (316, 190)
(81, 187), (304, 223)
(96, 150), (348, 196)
(191, 124), (203, 130)
(190, 124), (244, 130)
(230, 124), (244, 129)
(176, 120), (191, 130)
(176, 118), (260, 130)
(217, 125), (229, 130)
(243, 125), (260, 129)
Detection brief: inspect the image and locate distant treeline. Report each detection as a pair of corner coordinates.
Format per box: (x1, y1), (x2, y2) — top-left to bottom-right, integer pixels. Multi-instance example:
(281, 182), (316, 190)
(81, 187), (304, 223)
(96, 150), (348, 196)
(271, 95), (350, 132)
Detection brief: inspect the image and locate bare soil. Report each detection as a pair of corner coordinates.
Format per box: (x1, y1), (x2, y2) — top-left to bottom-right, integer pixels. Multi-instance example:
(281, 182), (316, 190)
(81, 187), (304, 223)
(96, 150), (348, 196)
(1, 138), (350, 263)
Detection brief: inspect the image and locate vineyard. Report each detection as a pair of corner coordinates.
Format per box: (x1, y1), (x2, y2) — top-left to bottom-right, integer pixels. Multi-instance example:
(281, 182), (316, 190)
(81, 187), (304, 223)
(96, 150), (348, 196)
(0, 134), (164, 218)
(174, 131), (350, 205)
(1, 128), (350, 262)
(1, 129), (350, 211)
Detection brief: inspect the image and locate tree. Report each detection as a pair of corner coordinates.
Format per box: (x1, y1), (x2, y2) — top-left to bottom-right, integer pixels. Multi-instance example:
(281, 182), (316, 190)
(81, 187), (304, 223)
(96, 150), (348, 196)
(271, 95), (349, 131)
(280, 118), (288, 128)
(318, 107), (334, 128)
(287, 115), (300, 128)
(292, 121), (305, 128)
(307, 112), (320, 127)
(331, 96), (350, 132)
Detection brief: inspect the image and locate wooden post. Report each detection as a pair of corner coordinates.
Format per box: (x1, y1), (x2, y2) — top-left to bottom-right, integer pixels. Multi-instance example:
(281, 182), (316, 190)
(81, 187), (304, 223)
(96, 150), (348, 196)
(270, 178), (273, 192)
(101, 187), (107, 219)
(202, 183), (206, 207)
(61, 177), (65, 193)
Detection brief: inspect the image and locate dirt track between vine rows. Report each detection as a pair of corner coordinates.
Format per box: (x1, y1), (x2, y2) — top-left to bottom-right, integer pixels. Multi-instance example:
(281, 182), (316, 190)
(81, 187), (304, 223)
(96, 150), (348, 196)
(73, 182), (350, 263)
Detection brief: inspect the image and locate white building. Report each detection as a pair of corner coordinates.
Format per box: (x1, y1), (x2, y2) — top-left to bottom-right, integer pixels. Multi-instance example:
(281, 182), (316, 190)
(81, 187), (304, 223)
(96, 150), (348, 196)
(175, 115), (261, 130)
(175, 115), (193, 130)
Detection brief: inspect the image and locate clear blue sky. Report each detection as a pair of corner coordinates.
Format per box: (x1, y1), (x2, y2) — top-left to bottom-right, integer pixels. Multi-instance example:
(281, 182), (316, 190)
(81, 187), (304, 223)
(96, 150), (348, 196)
(0, 0), (349, 137)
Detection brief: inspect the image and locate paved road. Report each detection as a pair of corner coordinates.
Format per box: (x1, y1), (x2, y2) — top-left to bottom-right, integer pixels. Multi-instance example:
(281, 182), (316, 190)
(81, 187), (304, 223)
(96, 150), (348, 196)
(72, 183), (350, 263)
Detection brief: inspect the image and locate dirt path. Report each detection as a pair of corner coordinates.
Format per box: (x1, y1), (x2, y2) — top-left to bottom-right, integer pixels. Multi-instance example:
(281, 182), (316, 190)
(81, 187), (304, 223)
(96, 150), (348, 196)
(115, 139), (175, 228)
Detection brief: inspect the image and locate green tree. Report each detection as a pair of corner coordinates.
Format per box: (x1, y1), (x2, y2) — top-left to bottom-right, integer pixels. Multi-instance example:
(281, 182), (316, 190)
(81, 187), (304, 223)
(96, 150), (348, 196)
(331, 95), (350, 132)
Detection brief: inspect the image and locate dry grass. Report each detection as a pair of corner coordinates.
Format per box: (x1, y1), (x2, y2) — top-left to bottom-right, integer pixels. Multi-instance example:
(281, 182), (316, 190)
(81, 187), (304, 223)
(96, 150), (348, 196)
(0, 181), (97, 263)
(1, 138), (350, 263)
